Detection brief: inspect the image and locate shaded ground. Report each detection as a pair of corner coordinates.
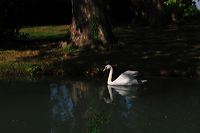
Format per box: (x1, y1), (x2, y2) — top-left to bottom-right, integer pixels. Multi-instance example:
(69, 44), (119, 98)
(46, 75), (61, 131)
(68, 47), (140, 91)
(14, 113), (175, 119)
(0, 24), (200, 78)
(59, 24), (200, 78)
(111, 24), (200, 77)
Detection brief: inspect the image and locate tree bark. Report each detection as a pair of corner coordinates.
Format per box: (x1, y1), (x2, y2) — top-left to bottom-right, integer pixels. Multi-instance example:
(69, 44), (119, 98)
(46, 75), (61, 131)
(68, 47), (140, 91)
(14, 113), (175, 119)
(70, 0), (115, 47)
(149, 0), (165, 26)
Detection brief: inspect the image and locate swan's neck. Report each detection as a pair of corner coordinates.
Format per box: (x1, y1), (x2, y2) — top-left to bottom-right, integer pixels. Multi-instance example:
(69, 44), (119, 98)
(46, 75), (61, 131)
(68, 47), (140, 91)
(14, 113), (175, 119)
(107, 67), (113, 84)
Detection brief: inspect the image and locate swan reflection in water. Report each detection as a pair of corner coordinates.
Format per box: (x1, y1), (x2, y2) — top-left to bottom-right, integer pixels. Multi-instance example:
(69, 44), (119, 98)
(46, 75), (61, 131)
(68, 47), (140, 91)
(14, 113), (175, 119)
(104, 85), (144, 118)
(104, 85), (139, 103)
(50, 82), (74, 122)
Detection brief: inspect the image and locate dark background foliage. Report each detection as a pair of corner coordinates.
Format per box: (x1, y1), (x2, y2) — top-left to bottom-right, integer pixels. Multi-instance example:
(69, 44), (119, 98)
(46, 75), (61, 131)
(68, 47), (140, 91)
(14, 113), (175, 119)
(0, 0), (199, 39)
(0, 0), (71, 39)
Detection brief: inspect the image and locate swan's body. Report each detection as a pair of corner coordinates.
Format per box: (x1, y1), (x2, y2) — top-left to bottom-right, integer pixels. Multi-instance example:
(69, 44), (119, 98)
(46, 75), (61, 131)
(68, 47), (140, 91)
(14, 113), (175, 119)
(103, 65), (147, 85)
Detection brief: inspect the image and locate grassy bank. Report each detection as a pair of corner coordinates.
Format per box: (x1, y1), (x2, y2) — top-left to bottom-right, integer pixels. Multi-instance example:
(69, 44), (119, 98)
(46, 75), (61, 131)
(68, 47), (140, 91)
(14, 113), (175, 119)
(20, 25), (69, 41)
(0, 25), (79, 77)
(0, 24), (200, 78)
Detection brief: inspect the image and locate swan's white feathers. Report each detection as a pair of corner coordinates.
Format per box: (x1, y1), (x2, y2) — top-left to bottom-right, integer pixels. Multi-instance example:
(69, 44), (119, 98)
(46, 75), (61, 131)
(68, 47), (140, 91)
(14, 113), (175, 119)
(110, 71), (139, 85)
(122, 70), (139, 77)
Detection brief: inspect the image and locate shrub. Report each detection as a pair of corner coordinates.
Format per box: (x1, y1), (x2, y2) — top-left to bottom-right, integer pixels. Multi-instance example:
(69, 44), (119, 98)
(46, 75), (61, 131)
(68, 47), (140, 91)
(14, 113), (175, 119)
(183, 4), (199, 17)
(164, 0), (199, 22)
(62, 43), (80, 54)
(27, 64), (41, 76)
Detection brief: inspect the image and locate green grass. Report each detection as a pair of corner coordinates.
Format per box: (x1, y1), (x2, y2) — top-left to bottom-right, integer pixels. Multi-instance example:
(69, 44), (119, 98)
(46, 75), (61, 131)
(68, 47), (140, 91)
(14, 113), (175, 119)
(0, 25), (81, 78)
(0, 62), (33, 76)
(20, 25), (69, 41)
(1, 24), (200, 78)
(62, 44), (81, 54)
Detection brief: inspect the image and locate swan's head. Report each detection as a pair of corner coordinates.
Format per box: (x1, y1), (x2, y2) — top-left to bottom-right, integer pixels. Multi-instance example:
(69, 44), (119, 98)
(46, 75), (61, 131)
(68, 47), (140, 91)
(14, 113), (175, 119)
(103, 64), (112, 71)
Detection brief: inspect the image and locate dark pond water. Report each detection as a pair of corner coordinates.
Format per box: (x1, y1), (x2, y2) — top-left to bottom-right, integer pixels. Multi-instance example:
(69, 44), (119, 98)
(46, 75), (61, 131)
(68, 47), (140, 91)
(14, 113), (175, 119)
(0, 77), (200, 133)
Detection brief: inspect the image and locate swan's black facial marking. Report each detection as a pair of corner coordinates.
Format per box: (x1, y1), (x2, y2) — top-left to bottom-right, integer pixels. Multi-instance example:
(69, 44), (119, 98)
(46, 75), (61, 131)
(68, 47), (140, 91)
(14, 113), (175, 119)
(103, 64), (111, 71)
(106, 65), (111, 69)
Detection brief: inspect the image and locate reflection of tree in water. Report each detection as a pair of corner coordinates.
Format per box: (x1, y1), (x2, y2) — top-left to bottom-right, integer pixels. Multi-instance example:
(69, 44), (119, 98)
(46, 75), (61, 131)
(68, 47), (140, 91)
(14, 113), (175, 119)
(100, 85), (143, 132)
(71, 82), (89, 106)
(50, 81), (101, 133)
(50, 83), (74, 122)
(50, 82), (75, 133)
(70, 81), (107, 133)
(121, 96), (134, 118)
(49, 80), (144, 133)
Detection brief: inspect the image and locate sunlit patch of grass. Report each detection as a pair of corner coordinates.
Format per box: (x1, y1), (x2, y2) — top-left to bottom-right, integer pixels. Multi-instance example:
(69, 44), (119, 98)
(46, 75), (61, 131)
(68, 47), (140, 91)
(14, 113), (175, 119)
(0, 48), (65, 77)
(0, 62), (32, 76)
(0, 50), (40, 63)
(0, 60), (58, 77)
(20, 25), (69, 40)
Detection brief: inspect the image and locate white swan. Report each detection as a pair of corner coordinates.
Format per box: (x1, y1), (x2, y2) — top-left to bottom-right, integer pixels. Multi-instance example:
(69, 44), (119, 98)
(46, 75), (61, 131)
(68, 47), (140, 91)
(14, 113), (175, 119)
(103, 64), (147, 85)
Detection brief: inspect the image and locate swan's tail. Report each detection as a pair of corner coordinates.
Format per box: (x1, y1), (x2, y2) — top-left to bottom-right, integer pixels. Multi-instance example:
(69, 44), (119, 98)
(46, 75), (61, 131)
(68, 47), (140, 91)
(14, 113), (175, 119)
(140, 80), (147, 84)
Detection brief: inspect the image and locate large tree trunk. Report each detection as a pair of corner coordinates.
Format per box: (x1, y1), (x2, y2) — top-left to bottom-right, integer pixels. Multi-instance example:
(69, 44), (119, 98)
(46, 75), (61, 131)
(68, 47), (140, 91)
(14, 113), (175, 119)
(149, 0), (165, 25)
(70, 0), (115, 47)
